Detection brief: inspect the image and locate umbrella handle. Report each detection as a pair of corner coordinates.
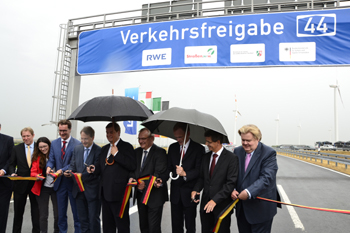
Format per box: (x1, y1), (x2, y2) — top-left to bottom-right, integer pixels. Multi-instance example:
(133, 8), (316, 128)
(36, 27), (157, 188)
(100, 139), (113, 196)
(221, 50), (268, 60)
(169, 124), (188, 181)
(169, 159), (182, 180)
(169, 172), (179, 180)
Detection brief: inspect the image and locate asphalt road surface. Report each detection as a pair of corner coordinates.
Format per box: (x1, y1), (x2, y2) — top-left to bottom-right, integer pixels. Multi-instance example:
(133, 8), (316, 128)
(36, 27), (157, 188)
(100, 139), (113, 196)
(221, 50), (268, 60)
(6, 154), (350, 232)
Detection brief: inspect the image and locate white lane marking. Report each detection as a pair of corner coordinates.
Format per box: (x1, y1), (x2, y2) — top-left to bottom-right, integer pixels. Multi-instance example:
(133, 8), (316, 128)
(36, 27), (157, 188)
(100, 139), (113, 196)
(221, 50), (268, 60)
(278, 154), (350, 178)
(277, 184), (305, 231)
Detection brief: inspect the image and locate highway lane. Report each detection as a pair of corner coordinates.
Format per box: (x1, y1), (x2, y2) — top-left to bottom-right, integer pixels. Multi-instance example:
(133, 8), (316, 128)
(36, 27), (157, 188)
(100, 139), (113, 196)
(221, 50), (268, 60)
(6, 154), (350, 232)
(274, 155), (350, 233)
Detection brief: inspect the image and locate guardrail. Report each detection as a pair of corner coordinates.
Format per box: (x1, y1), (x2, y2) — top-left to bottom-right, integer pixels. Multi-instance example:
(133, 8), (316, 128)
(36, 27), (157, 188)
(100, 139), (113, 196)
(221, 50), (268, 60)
(66, 0), (349, 38)
(276, 149), (350, 169)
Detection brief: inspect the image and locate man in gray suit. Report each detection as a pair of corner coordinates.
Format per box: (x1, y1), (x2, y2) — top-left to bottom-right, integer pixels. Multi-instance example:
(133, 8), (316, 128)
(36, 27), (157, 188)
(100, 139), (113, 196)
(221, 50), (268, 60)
(231, 124), (280, 233)
(66, 126), (102, 233)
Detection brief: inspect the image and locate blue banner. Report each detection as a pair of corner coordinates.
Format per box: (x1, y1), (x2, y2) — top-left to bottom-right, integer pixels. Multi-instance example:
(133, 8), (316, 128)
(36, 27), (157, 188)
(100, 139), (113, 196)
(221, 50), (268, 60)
(124, 87), (139, 135)
(77, 8), (350, 74)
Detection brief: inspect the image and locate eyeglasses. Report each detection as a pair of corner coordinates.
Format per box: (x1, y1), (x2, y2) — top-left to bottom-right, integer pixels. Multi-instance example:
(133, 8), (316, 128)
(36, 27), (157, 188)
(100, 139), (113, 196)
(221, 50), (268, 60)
(138, 137), (149, 141)
(39, 145), (49, 149)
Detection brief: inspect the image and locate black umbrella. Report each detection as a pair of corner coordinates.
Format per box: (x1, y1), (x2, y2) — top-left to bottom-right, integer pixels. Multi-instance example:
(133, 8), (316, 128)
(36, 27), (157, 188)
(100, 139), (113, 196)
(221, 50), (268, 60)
(141, 107), (229, 144)
(141, 107), (229, 180)
(68, 95), (153, 122)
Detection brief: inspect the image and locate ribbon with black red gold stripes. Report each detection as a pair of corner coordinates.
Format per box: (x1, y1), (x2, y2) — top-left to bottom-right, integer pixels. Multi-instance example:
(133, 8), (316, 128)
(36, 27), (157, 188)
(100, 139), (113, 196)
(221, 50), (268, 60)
(36, 174), (46, 181)
(212, 199), (239, 233)
(126, 175), (151, 186)
(70, 172), (85, 192)
(142, 175), (157, 205)
(119, 175), (156, 218)
(48, 172), (61, 184)
(213, 196), (350, 232)
(120, 176), (151, 218)
(256, 196), (350, 214)
(1, 175), (38, 181)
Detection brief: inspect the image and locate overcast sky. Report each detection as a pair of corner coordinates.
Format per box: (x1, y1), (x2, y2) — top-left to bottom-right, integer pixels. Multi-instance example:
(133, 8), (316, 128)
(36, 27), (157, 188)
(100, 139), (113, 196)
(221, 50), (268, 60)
(1, 0), (349, 147)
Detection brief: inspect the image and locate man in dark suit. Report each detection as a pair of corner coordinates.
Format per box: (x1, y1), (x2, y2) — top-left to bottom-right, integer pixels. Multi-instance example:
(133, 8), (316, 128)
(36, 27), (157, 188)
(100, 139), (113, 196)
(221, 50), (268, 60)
(46, 120), (81, 233)
(8, 127), (40, 233)
(168, 123), (204, 233)
(231, 124), (280, 233)
(0, 124), (14, 233)
(192, 130), (238, 233)
(129, 128), (168, 233)
(67, 126), (102, 233)
(87, 122), (136, 233)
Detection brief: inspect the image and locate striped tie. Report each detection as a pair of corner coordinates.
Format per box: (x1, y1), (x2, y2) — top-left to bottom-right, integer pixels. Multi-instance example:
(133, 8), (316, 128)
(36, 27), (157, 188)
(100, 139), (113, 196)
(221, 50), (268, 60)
(61, 141), (67, 160)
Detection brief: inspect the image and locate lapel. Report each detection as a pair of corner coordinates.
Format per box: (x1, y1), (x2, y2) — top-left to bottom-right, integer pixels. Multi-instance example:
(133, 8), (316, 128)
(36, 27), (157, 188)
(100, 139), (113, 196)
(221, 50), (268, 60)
(0, 134), (3, 153)
(172, 143), (181, 164)
(85, 144), (95, 165)
(20, 143), (26, 161)
(239, 149), (246, 182)
(203, 152), (211, 179)
(136, 148), (143, 175)
(100, 144), (109, 170)
(242, 142), (262, 181)
(63, 138), (73, 164)
(78, 145), (86, 171)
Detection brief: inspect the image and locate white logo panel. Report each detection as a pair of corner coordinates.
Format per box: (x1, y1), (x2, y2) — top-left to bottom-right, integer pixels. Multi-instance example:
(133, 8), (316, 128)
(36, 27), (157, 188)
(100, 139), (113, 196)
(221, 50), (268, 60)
(279, 42), (316, 62)
(184, 46), (217, 64)
(142, 48), (172, 66)
(230, 44), (265, 63)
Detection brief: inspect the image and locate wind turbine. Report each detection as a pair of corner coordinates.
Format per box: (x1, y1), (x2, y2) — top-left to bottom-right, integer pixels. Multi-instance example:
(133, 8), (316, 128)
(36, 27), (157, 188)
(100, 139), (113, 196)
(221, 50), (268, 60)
(233, 95), (241, 146)
(329, 80), (344, 142)
(275, 114), (279, 146)
(297, 122), (302, 145)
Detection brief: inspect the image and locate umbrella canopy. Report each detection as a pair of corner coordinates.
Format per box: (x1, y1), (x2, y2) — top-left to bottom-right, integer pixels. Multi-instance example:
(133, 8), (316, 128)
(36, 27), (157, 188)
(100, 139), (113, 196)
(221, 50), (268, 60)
(68, 95), (153, 122)
(141, 107), (229, 144)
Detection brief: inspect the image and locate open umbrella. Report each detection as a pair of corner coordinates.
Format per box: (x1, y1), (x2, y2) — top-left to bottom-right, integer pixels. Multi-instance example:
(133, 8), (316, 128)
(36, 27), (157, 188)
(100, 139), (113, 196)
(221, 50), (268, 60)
(141, 107), (229, 180)
(141, 107), (229, 144)
(67, 95), (153, 122)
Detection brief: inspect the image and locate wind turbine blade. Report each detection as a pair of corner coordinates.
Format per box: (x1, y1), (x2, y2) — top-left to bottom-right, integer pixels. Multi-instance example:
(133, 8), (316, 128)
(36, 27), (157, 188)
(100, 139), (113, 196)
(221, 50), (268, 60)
(237, 111), (241, 116)
(337, 87), (344, 107)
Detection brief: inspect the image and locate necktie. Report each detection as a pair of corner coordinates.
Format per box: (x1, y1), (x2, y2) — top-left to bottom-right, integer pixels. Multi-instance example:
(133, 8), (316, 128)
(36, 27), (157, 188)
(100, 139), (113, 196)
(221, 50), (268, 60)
(140, 151), (148, 172)
(27, 145), (32, 167)
(84, 148), (90, 163)
(245, 153), (251, 172)
(61, 141), (67, 160)
(180, 146), (186, 159)
(209, 154), (218, 178)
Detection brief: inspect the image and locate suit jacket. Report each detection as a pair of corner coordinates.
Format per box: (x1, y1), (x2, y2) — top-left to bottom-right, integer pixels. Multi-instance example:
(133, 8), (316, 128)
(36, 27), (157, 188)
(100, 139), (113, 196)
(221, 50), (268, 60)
(46, 137), (81, 191)
(94, 139), (136, 202)
(69, 143), (101, 201)
(0, 133), (14, 188)
(131, 144), (168, 208)
(168, 139), (204, 207)
(193, 148), (238, 215)
(30, 156), (45, 196)
(9, 142), (36, 194)
(235, 142), (280, 224)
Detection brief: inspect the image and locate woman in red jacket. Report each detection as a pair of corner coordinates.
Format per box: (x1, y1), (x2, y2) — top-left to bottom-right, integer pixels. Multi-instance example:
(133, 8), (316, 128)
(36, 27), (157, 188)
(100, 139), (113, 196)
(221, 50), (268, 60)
(31, 137), (59, 233)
